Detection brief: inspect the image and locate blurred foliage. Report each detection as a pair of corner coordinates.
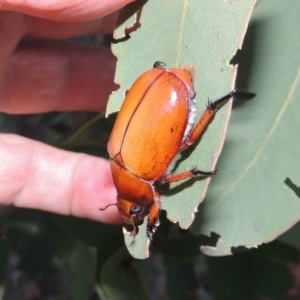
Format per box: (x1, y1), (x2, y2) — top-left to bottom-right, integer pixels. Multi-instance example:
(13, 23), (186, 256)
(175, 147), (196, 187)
(1, 1), (300, 300)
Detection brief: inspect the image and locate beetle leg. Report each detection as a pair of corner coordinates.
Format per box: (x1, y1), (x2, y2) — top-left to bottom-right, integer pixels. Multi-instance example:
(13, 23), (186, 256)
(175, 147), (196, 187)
(129, 218), (139, 237)
(148, 192), (160, 227)
(161, 167), (217, 184)
(147, 192), (161, 242)
(182, 89), (239, 150)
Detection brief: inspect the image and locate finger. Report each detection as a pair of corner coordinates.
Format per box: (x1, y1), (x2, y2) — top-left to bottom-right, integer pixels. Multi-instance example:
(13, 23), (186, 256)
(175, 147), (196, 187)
(26, 13), (120, 38)
(0, 134), (122, 224)
(0, 11), (119, 42)
(0, 0), (135, 22)
(0, 38), (118, 114)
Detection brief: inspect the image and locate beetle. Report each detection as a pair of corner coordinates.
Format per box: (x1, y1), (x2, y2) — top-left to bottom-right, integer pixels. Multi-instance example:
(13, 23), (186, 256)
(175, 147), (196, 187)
(101, 61), (239, 241)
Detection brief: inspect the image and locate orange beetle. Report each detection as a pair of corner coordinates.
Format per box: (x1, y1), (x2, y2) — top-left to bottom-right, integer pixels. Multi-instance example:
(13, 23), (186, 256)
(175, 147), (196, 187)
(101, 61), (238, 241)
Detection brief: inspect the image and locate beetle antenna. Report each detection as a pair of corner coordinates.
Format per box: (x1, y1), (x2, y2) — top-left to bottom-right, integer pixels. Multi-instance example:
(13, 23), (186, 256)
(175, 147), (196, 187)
(99, 203), (117, 211)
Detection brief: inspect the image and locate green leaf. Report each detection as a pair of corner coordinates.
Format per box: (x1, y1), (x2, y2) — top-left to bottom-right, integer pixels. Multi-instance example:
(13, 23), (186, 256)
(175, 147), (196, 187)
(207, 241), (299, 300)
(99, 247), (147, 300)
(67, 240), (97, 300)
(191, 0), (300, 256)
(108, 0), (255, 258)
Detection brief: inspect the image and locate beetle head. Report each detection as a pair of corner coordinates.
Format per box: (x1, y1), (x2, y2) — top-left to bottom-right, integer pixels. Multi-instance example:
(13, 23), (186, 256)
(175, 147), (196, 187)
(100, 197), (149, 237)
(117, 197), (149, 236)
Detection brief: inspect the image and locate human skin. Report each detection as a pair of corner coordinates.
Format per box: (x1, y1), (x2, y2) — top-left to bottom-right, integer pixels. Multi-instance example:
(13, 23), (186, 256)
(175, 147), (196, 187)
(0, 0), (135, 224)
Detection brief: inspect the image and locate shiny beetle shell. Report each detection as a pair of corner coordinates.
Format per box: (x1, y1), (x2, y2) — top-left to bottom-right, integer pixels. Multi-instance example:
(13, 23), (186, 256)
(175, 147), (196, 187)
(108, 66), (195, 180)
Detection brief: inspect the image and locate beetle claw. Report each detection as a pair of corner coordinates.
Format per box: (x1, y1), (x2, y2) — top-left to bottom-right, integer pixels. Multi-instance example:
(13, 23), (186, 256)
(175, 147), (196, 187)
(191, 168), (217, 176)
(146, 226), (156, 246)
(153, 61), (166, 68)
(147, 217), (160, 245)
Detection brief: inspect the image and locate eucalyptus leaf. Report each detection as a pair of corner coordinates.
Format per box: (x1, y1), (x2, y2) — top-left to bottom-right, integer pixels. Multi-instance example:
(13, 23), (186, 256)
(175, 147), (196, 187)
(192, 0), (300, 256)
(108, 0), (255, 258)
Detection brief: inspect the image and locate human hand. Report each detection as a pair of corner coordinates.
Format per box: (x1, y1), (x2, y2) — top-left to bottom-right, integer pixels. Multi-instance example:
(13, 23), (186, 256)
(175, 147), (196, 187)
(0, 0), (134, 224)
